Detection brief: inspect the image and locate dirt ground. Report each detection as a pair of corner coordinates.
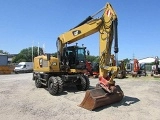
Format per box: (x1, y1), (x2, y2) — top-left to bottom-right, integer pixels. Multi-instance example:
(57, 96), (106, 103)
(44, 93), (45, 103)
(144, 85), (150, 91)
(0, 73), (160, 120)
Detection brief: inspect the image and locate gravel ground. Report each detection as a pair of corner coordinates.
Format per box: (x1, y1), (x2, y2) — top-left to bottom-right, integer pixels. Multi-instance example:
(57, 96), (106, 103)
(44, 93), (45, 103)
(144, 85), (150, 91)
(0, 73), (160, 120)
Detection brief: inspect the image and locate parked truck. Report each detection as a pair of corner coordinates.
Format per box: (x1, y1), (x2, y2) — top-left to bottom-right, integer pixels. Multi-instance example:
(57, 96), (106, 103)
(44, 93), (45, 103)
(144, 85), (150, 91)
(14, 62), (33, 73)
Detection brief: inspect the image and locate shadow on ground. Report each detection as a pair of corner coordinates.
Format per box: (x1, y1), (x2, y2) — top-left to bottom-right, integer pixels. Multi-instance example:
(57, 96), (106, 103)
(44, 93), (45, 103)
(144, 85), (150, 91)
(95, 95), (140, 112)
(44, 85), (96, 96)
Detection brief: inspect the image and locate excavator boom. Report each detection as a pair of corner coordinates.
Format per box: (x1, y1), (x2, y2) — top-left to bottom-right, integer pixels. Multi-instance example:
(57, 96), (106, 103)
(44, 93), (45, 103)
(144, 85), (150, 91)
(57, 3), (124, 110)
(79, 3), (124, 110)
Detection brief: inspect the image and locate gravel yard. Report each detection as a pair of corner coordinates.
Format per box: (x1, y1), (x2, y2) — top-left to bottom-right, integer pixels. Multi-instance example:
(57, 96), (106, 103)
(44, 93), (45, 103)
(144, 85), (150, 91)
(0, 73), (160, 120)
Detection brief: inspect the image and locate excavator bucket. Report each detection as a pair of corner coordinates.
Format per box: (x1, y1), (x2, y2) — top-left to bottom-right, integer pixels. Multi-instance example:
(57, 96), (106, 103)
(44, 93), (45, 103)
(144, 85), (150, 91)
(78, 85), (124, 111)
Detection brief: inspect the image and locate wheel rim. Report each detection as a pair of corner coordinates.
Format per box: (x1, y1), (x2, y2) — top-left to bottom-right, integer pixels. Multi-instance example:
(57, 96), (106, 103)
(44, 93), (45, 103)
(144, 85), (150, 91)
(50, 82), (53, 89)
(36, 79), (40, 85)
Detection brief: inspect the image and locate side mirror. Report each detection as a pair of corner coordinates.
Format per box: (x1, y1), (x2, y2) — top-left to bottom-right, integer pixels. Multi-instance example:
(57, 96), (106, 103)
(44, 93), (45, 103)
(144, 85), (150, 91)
(87, 50), (90, 56)
(47, 54), (51, 61)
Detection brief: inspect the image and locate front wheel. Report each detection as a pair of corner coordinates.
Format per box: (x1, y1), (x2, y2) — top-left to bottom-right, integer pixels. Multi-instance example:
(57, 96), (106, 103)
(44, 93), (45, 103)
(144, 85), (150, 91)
(48, 76), (59, 95)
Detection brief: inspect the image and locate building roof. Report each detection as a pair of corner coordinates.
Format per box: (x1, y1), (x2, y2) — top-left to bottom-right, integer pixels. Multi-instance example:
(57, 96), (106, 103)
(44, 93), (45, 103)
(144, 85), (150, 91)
(138, 57), (158, 64)
(0, 53), (7, 55)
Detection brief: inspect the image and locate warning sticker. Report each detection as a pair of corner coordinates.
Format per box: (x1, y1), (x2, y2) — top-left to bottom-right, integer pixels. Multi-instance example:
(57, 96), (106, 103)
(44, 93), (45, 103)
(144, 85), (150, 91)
(106, 10), (111, 17)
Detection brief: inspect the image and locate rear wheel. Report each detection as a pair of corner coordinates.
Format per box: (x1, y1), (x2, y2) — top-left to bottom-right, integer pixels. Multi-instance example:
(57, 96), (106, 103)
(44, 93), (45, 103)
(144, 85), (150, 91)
(83, 75), (90, 90)
(76, 76), (86, 91)
(48, 76), (58, 95)
(76, 75), (89, 91)
(35, 74), (42, 88)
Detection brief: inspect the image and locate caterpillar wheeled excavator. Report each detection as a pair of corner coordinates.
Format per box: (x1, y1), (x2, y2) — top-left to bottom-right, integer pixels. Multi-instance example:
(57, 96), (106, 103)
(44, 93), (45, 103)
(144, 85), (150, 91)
(33, 2), (124, 110)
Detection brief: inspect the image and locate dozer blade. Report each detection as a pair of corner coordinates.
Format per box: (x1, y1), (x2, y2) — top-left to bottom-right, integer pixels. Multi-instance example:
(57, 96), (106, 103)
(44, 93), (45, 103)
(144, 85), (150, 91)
(78, 85), (124, 111)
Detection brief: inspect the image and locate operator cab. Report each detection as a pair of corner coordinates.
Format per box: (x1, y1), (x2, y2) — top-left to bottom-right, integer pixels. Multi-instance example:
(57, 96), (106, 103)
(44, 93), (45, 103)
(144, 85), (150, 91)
(63, 45), (87, 69)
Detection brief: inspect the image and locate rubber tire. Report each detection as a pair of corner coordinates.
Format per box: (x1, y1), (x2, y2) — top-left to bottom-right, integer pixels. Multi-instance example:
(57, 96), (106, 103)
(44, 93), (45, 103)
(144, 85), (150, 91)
(48, 76), (59, 95)
(35, 74), (42, 88)
(56, 76), (63, 94)
(83, 75), (90, 90)
(32, 73), (36, 80)
(76, 75), (87, 91)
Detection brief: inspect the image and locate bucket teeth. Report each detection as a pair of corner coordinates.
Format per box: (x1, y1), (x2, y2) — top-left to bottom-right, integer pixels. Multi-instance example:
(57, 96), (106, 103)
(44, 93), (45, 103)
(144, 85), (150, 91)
(79, 85), (124, 111)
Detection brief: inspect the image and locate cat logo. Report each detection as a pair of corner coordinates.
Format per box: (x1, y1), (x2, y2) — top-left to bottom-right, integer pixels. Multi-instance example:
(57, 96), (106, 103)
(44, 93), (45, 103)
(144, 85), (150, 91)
(72, 30), (81, 36)
(52, 62), (57, 66)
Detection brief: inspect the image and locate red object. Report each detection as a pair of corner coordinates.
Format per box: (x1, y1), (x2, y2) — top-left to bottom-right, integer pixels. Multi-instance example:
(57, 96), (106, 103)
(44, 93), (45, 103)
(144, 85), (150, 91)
(133, 59), (139, 72)
(86, 61), (92, 73)
(106, 10), (112, 17)
(98, 76), (115, 92)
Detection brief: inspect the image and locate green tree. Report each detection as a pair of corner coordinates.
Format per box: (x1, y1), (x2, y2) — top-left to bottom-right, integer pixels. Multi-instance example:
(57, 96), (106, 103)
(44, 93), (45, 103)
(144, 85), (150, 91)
(0, 50), (9, 54)
(122, 58), (131, 66)
(12, 46), (43, 63)
(86, 55), (99, 63)
(52, 52), (57, 57)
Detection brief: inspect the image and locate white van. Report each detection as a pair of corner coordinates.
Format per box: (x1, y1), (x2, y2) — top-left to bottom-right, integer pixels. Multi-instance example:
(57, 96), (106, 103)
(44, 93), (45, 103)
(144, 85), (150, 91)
(14, 62), (33, 73)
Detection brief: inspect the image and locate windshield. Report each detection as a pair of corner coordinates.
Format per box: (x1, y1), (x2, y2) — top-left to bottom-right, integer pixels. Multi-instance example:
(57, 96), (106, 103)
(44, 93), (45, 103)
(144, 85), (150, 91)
(77, 48), (85, 61)
(16, 65), (24, 67)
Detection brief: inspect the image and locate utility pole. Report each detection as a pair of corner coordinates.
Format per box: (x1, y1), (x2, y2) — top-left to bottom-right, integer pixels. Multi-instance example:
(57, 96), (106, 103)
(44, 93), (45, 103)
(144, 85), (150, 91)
(38, 42), (39, 56)
(43, 43), (45, 54)
(133, 53), (135, 59)
(32, 41), (34, 62)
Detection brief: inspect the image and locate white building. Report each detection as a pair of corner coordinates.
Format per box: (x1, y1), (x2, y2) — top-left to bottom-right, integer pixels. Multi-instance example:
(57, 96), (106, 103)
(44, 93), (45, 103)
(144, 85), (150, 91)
(138, 57), (156, 64)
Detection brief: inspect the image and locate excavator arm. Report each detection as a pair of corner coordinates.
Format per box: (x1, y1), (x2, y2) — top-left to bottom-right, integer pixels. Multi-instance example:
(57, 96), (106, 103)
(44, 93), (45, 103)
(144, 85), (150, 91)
(57, 3), (119, 85)
(57, 3), (124, 110)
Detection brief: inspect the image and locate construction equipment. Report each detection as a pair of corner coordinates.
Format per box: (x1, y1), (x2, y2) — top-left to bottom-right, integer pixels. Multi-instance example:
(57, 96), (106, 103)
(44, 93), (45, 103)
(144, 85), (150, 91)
(85, 61), (93, 76)
(126, 59), (146, 77)
(33, 2), (124, 110)
(151, 56), (160, 78)
(110, 55), (126, 79)
(91, 62), (99, 78)
(87, 57), (126, 79)
(117, 60), (126, 79)
(85, 61), (99, 78)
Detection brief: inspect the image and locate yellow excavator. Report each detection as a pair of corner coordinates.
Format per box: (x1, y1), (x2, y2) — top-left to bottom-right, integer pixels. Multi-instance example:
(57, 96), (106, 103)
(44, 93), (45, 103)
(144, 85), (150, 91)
(33, 3), (124, 110)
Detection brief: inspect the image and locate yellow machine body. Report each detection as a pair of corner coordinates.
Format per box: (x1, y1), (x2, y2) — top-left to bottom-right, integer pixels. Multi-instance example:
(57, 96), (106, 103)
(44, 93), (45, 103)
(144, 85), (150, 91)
(33, 55), (59, 72)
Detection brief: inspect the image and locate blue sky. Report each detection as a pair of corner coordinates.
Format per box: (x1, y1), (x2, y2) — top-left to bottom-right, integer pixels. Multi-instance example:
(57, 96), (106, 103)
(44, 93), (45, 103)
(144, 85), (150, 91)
(0, 0), (160, 60)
